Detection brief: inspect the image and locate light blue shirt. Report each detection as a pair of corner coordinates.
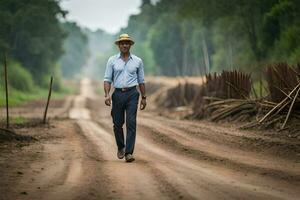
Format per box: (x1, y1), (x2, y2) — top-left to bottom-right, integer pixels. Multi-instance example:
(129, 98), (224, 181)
(104, 53), (145, 88)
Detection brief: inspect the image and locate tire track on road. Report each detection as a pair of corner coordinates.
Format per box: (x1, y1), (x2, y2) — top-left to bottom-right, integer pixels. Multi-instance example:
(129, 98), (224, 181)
(72, 79), (180, 200)
(72, 78), (300, 200)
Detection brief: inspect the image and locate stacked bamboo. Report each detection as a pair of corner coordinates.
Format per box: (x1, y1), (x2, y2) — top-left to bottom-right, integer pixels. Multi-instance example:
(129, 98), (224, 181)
(205, 70), (251, 99)
(191, 70), (252, 119)
(153, 65), (299, 132)
(145, 82), (165, 95)
(199, 65), (300, 130)
(155, 81), (199, 108)
(203, 98), (257, 122)
(257, 64), (300, 129)
(265, 63), (300, 102)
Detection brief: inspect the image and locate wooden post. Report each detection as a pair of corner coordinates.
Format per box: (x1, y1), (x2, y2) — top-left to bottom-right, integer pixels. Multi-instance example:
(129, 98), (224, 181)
(259, 70), (263, 98)
(43, 76), (53, 124)
(4, 54), (9, 129)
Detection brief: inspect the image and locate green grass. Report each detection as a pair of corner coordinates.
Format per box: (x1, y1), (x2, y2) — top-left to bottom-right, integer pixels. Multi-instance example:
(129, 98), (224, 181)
(0, 83), (77, 107)
(0, 116), (27, 125)
(11, 116), (27, 124)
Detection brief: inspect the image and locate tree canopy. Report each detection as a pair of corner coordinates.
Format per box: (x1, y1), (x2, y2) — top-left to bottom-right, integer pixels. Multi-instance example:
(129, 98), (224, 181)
(0, 0), (67, 86)
(119, 0), (300, 77)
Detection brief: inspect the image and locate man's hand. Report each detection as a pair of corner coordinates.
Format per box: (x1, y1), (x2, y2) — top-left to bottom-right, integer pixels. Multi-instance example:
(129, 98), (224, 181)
(140, 99), (147, 110)
(105, 95), (111, 106)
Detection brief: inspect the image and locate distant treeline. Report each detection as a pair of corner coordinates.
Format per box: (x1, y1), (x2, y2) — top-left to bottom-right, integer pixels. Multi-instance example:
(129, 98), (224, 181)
(59, 22), (89, 79)
(0, 0), (89, 91)
(83, 29), (114, 80)
(120, 0), (300, 77)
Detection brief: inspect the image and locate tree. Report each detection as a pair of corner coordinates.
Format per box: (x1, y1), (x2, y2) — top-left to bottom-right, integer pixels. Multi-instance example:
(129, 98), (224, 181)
(0, 0), (66, 86)
(116, 0), (300, 76)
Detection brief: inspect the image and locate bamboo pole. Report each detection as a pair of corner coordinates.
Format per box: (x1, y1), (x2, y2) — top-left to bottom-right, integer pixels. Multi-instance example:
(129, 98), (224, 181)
(258, 83), (300, 123)
(281, 85), (300, 129)
(4, 54), (9, 129)
(259, 73), (263, 98)
(43, 76), (53, 124)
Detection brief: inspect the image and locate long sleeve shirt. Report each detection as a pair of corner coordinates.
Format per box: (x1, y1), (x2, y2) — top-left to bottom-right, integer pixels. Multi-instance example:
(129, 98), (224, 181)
(103, 53), (145, 88)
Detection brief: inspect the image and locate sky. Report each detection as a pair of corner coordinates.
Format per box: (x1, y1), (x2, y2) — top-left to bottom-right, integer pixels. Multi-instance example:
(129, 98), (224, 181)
(60, 0), (142, 34)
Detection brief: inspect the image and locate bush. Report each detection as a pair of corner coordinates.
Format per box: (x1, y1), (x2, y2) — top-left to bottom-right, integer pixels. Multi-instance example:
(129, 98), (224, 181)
(40, 64), (63, 92)
(0, 61), (34, 91)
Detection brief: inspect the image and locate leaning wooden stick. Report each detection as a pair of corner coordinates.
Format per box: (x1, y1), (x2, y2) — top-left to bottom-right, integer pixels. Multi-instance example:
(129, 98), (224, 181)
(281, 85), (300, 129)
(43, 76), (53, 124)
(259, 83), (300, 123)
(4, 54), (9, 128)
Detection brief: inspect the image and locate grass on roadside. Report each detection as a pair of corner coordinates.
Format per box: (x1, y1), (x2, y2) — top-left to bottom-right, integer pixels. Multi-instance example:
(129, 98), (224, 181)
(0, 81), (78, 107)
(0, 116), (27, 127)
(10, 116), (27, 124)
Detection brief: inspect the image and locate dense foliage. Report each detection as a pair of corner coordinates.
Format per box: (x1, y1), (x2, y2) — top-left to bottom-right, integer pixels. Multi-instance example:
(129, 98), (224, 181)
(0, 0), (91, 93)
(120, 0), (300, 77)
(0, 0), (66, 87)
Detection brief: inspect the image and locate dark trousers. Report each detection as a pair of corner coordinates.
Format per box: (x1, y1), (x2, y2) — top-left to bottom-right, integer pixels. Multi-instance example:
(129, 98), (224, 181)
(111, 88), (139, 155)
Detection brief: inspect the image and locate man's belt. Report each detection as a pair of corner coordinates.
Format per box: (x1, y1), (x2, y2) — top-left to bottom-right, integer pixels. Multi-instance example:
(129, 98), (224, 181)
(115, 86), (136, 92)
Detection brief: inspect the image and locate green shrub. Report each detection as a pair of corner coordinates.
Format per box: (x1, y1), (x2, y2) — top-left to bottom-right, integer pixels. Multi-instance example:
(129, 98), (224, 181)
(41, 65), (63, 92)
(0, 61), (34, 91)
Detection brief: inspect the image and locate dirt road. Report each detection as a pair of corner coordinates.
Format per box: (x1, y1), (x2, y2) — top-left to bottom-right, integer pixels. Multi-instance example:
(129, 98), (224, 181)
(1, 78), (299, 200)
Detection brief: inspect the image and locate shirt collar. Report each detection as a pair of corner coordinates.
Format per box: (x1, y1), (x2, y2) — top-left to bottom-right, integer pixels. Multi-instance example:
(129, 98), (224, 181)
(118, 52), (132, 60)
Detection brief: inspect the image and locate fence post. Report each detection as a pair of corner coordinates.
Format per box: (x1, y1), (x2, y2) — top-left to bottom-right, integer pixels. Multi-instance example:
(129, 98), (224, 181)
(259, 70), (263, 98)
(4, 54), (9, 129)
(43, 76), (53, 124)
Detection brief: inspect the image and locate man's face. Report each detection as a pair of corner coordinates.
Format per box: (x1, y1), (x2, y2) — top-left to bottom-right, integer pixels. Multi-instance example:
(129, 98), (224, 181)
(118, 41), (131, 54)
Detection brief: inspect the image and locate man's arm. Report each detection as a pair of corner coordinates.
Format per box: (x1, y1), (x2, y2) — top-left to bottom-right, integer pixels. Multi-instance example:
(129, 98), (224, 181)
(104, 81), (111, 97)
(139, 83), (147, 110)
(139, 83), (146, 97)
(137, 59), (146, 110)
(103, 57), (113, 106)
(104, 81), (112, 106)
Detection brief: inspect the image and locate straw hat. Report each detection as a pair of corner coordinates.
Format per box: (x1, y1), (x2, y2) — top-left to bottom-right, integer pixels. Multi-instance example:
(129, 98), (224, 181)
(115, 33), (135, 45)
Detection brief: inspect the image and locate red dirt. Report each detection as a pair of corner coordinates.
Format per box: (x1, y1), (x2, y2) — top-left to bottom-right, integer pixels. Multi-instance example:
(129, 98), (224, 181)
(0, 78), (299, 200)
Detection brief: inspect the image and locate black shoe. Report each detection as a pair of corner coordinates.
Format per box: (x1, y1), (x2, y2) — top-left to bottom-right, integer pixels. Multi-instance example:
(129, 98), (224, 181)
(125, 154), (135, 162)
(117, 148), (125, 159)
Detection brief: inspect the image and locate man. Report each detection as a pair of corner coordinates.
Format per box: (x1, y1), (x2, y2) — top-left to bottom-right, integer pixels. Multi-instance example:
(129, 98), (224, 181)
(103, 33), (147, 163)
